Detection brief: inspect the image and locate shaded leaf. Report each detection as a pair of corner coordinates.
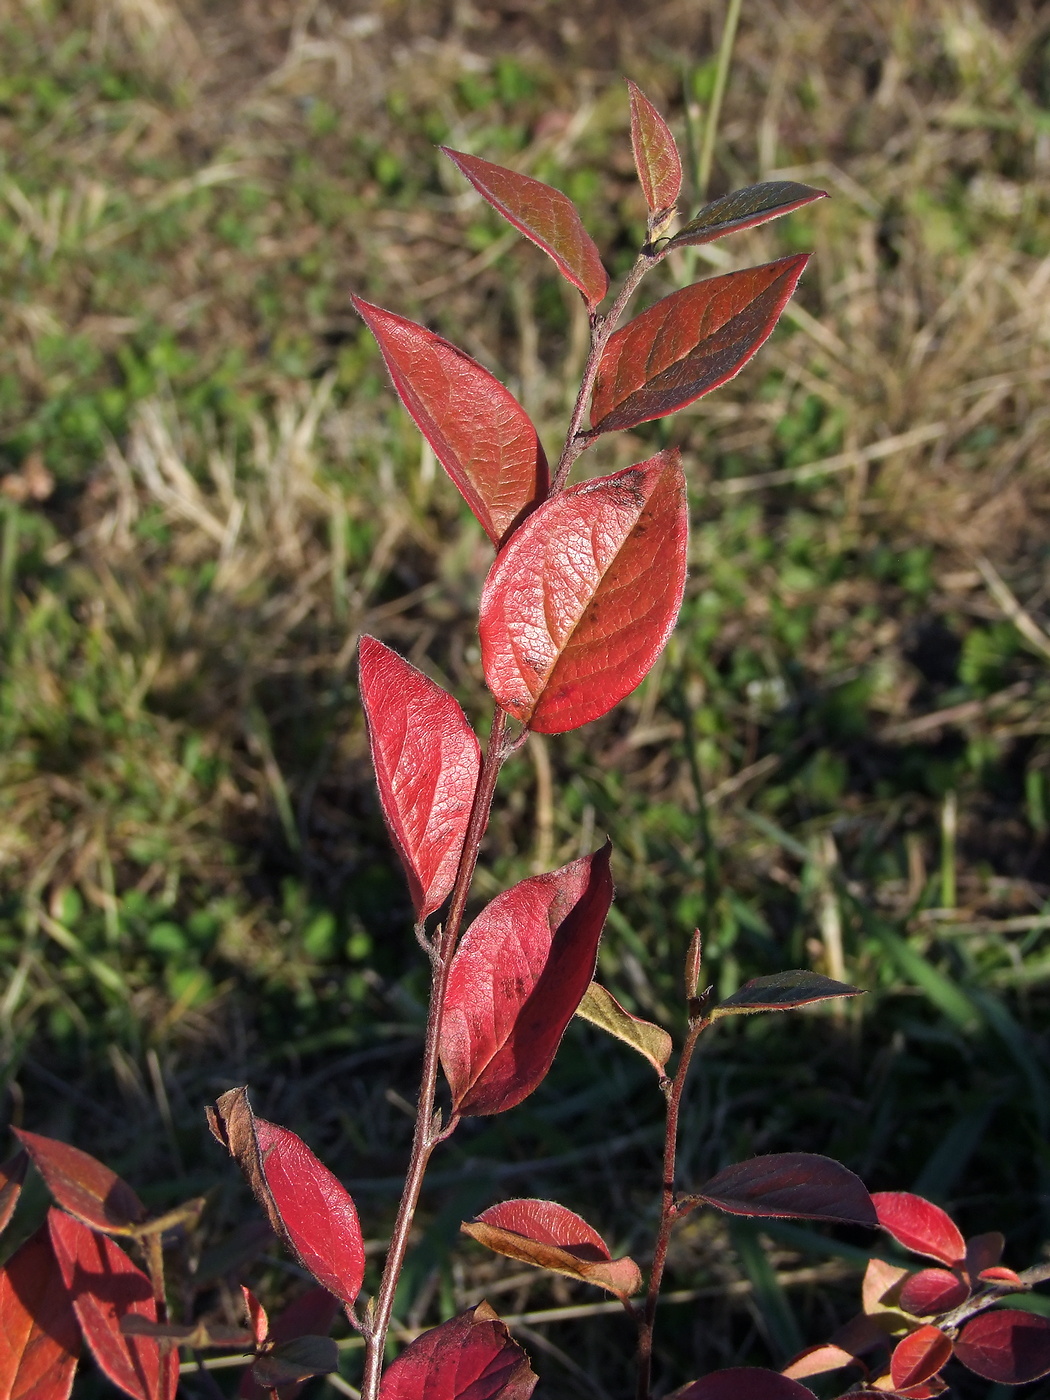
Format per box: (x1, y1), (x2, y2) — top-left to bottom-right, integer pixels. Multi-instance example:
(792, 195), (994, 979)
(689, 1152), (877, 1226)
(14, 1130), (145, 1236)
(378, 1302), (537, 1400)
(253, 1116), (364, 1310)
(352, 299), (548, 547)
(252, 1336), (339, 1388)
(462, 1198), (642, 1299)
(863, 1258), (910, 1314)
(0, 1226), (80, 1400)
(964, 1232), (1005, 1283)
(899, 1269), (969, 1317)
(575, 982), (672, 1076)
(48, 1209), (176, 1400)
(0, 1151), (27, 1238)
(240, 1288), (340, 1400)
(955, 1309), (1050, 1383)
(479, 451), (687, 734)
(359, 636), (481, 918)
(440, 846), (613, 1115)
(783, 1314), (890, 1379)
(712, 970), (863, 1018)
(207, 1088), (283, 1237)
(671, 1368), (821, 1400)
(590, 256), (809, 435)
(890, 1326), (952, 1390)
(627, 80), (681, 220)
(871, 1193), (965, 1266)
(441, 149), (608, 310)
(669, 181), (827, 249)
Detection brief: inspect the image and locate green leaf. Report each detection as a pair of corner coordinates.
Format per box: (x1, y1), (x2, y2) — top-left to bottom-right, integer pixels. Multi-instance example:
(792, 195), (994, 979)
(575, 982), (673, 1076)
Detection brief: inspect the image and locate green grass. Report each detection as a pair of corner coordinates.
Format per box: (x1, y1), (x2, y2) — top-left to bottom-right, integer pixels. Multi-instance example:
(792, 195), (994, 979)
(2, 1), (1050, 1395)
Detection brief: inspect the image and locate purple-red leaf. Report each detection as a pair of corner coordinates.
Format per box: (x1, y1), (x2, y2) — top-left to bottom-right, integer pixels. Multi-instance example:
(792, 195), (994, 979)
(964, 1231), (1005, 1282)
(590, 256), (809, 435)
(689, 1152), (877, 1226)
(252, 1117), (364, 1310)
(378, 1302), (537, 1400)
(871, 1193), (966, 1266)
(627, 80), (682, 221)
(440, 846), (614, 1115)
(479, 450), (687, 734)
(669, 181), (827, 249)
(240, 1288), (341, 1400)
(890, 1326), (953, 1390)
(359, 636), (481, 918)
(955, 1309), (1050, 1383)
(14, 1130), (145, 1236)
(251, 1336), (339, 1389)
(0, 1150), (27, 1238)
(672, 1368), (821, 1400)
(898, 1269), (969, 1317)
(462, 1198), (642, 1298)
(352, 299), (548, 547)
(712, 970), (863, 1018)
(48, 1209), (176, 1400)
(442, 148), (608, 310)
(0, 1225), (80, 1400)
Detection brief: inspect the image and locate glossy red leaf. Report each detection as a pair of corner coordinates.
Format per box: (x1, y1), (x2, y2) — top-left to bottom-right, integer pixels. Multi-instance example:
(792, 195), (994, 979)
(964, 1231), (1005, 1281)
(979, 1266), (1024, 1286)
(890, 1326), (953, 1390)
(14, 1130), (145, 1235)
(442, 148), (608, 310)
(0, 1226), (80, 1400)
(898, 1269), (969, 1316)
(627, 80), (682, 218)
(359, 636), (481, 917)
(440, 846), (614, 1116)
(463, 1198), (642, 1298)
(0, 1150), (27, 1238)
(712, 970), (863, 1018)
(871, 1193), (965, 1266)
(253, 1118), (364, 1310)
(353, 299), (548, 547)
(673, 1368), (821, 1400)
(48, 1209), (176, 1400)
(955, 1309), (1050, 1383)
(590, 255), (809, 435)
(689, 1152), (877, 1226)
(239, 1287), (340, 1400)
(668, 181), (827, 249)
(479, 451), (687, 734)
(378, 1302), (537, 1400)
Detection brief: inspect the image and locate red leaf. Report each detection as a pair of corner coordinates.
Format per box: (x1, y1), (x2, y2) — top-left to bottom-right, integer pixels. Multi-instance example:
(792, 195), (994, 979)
(253, 1118), (365, 1310)
(352, 299), (548, 547)
(672, 1368), (821, 1400)
(239, 1288), (341, 1400)
(690, 1152), (877, 1226)
(48, 1209), (176, 1400)
(242, 1286), (268, 1347)
(712, 970), (863, 1018)
(669, 181), (827, 249)
(440, 846), (614, 1116)
(378, 1302), (537, 1400)
(479, 450), (687, 734)
(979, 1266), (1024, 1286)
(590, 256), (809, 434)
(964, 1231), (1004, 1282)
(890, 1326), (953, 1390)
(0, 1150), (27, 1237)
(898, 1269), (969, 1316)
(627, 80), (682, 219)
(0, 1226), (80, 1400)
(955, 1309), (1050, 1383)
(359, 636), (481, 917)
(441, 148), (608, 310)
(871, 1193), (965, 1266)
(463, 1199), (642, 1298)
(14, 1131), (145, 1235)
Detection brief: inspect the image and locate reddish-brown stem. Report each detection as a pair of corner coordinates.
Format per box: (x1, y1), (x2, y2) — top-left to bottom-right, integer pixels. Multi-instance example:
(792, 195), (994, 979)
(635, 1014), (712, 1400)
(360, 706), (512, 1400)
(550, 249), (658, 495)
